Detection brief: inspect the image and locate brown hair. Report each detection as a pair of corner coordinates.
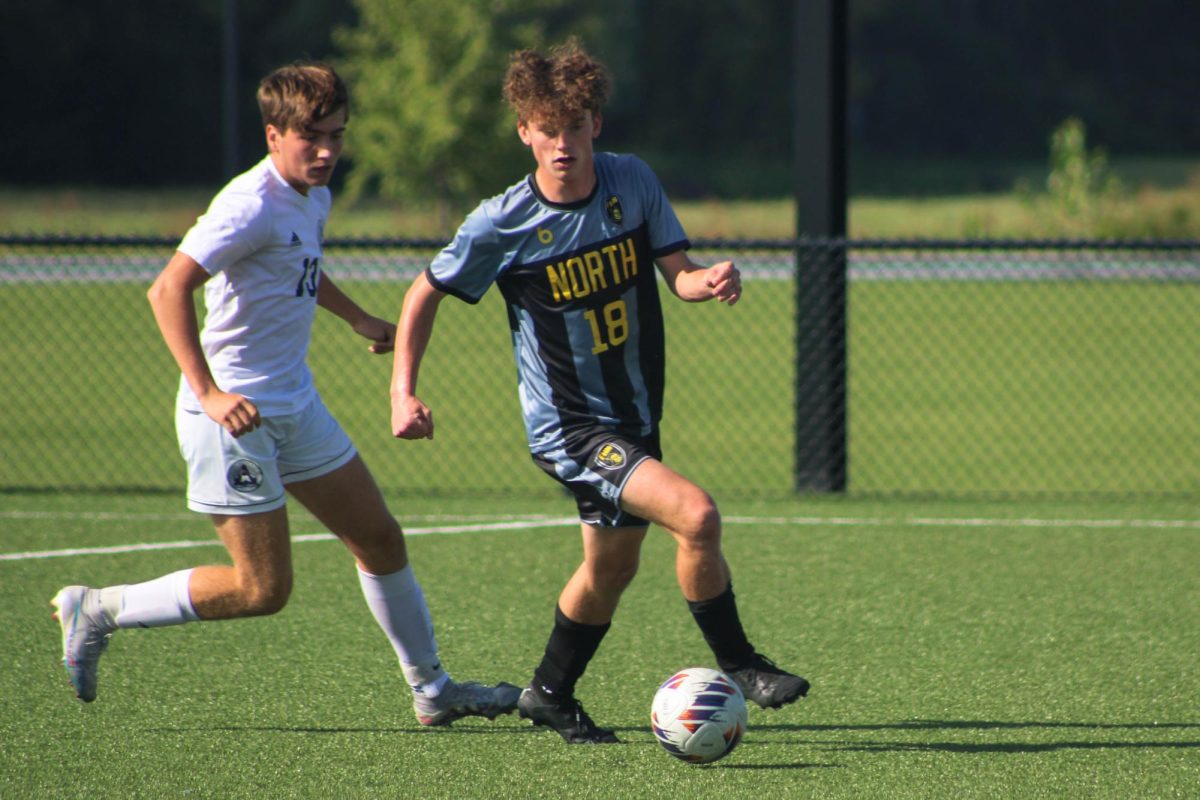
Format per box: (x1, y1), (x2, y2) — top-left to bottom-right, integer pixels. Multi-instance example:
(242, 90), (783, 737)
(257, 62), (348, 133)
(502, 37), (611, 129)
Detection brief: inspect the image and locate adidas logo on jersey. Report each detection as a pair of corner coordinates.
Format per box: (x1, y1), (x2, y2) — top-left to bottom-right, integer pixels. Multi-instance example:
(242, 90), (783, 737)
(289, 232), (302, 247)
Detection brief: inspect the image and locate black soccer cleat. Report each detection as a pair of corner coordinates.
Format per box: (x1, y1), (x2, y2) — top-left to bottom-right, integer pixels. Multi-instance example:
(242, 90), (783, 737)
(517, 683), (620, 744)
(727, 654), (810, 709)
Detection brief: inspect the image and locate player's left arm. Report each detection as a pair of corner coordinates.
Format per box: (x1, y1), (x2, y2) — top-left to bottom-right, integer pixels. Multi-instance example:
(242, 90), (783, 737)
(655, 250), (742, 306)
(317, 272), (396, 354)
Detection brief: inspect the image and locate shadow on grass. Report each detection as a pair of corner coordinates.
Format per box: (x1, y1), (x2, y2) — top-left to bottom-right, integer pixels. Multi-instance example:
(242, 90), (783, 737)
(830, 740), (1200, 754)
(749, 719), (1200, 755)
(150, 724), (542, 736)
(757, 719), (1200, 733)
(149, 724), (846, 770)
(151, 719), (1200, 762)
(150, 723), (681, 739)
(721, 762), (843, 771)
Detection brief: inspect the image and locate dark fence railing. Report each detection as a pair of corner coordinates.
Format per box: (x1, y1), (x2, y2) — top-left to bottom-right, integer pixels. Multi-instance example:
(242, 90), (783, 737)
(2, 235), (1196, 498)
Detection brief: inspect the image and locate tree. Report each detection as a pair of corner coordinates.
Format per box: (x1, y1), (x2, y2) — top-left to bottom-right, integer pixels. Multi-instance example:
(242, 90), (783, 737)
(335, 0), (604, 210)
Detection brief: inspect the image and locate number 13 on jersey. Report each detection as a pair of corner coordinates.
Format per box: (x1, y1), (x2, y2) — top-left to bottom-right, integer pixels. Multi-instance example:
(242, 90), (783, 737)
(296, 257), (320, 297)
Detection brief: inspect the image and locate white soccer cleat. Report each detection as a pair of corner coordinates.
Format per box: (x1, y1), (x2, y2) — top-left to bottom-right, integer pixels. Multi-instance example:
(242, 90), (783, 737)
(412, 680), (522, 726)
(51, 586), (116, 703)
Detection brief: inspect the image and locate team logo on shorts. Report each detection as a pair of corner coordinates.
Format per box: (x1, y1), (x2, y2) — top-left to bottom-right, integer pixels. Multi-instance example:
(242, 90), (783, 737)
(227, 459), (264, 493)
(605, 195), (624, 224)
(594, 442), (627, 470)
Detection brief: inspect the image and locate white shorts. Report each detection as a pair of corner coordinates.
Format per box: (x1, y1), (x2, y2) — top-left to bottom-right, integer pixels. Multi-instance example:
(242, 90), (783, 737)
(175, 395), (357, 515)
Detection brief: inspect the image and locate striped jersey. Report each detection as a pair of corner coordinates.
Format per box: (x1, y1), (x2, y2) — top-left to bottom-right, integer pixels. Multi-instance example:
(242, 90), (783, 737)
(427, 152), (689, 453)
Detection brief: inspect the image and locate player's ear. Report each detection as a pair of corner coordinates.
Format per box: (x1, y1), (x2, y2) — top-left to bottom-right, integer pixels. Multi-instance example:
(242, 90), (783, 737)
(266, 124), (282, 153)
(517, 120), (532, 146)
(591, 112), (602, 139)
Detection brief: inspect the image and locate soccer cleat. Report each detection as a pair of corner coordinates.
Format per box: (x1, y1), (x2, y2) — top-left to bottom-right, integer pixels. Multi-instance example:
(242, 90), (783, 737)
(517, 683), (620, 744)
(727, 654), (810, 709)
(413, 680), (522, 726)
(51, 585), (116, 703)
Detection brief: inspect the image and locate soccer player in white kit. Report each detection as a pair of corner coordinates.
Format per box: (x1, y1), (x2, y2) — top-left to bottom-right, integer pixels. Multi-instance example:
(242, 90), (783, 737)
(50, 62), (520, 726)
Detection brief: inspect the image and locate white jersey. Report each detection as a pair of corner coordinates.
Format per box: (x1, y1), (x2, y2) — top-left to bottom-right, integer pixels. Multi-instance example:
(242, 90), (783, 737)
(177, 156), (331, 416)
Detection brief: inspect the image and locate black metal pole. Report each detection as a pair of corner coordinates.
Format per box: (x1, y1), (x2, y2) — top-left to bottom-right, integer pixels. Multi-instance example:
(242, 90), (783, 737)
(793, 0), (848, 492)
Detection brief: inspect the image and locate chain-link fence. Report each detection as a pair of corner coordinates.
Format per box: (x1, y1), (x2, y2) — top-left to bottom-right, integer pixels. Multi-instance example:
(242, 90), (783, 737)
(1, 235), (1196, 498)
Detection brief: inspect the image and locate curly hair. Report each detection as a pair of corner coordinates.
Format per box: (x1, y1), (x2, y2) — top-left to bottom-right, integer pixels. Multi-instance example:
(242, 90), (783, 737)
(257, 62), (348, 133)
(502, 37), (611, 129)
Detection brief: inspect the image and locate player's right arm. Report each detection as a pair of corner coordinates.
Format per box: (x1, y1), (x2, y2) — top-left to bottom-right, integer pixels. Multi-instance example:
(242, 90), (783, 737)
(390, 271), (447, 440)
(147, 251), (261, 437)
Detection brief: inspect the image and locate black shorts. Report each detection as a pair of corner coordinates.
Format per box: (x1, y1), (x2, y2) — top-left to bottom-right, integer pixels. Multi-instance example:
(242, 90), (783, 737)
(531, 426), (661, 528)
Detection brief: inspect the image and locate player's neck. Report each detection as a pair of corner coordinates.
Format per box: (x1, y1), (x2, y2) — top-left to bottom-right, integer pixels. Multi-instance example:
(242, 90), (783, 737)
(269, 152), (312, 197)
(533, 167), (596, 205)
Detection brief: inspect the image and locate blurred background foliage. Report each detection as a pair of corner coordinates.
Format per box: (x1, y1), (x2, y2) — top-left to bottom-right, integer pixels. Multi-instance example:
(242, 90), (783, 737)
(5, 0), (1197, 200)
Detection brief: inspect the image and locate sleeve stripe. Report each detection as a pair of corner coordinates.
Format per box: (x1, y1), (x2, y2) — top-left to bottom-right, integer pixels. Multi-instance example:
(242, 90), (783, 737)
(650, 238), (691, 259)
(425, 267), (484, 305)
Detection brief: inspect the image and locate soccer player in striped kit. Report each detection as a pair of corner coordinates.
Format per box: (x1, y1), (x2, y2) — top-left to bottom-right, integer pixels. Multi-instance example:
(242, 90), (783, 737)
(391, 39), (809, 744)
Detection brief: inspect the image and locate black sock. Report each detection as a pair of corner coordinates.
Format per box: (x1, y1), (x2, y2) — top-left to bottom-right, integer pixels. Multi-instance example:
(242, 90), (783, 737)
(687, 582), (756, 672)
(532, 605), (611, 699)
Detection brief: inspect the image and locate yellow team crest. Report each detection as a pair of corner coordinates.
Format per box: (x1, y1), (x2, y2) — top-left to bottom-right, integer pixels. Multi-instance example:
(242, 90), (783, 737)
(605, 195), (624, 224)
(594, 442), (627, 470)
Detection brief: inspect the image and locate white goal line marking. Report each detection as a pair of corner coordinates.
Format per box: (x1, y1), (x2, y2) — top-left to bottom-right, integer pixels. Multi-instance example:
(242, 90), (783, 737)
(1, 514), (1197, 563)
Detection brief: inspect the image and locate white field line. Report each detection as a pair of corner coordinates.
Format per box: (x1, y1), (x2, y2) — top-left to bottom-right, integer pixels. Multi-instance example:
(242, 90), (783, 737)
(0, 510), (563, 522)
(2, 513), (1198, 563)
(0, 517), (579, 561)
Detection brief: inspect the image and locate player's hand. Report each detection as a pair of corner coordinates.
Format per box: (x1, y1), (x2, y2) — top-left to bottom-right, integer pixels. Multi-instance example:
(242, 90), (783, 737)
(201, 390), (261, 438)
(705, 261), (742, 306)
(354, 315), (396, 354)
(391, 395), (434, 440)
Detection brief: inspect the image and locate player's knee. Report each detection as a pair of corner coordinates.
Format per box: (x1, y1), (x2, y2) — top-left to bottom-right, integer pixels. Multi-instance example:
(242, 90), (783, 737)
(342, 512), (403, 547)
(350, 516), (408, 572)
(604, 559), (641, 592)
(380, 515), (405, 547)
(589, 550), (641, 594)
(239, 576), (292, 617)
(674, 493), (721, 548)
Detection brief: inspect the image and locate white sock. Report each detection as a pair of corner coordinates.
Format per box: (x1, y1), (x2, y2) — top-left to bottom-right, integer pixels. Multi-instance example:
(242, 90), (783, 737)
(110, 569), (200, 628)
(357, 565), (450, 696)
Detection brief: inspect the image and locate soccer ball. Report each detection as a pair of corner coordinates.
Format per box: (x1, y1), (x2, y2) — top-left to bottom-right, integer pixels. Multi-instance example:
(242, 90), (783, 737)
(650, 667), (748, 763)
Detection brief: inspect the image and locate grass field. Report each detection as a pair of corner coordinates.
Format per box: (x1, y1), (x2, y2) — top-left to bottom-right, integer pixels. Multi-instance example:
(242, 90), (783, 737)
(3, 491), (1199, 798)
(2, 164), (1197, 796)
